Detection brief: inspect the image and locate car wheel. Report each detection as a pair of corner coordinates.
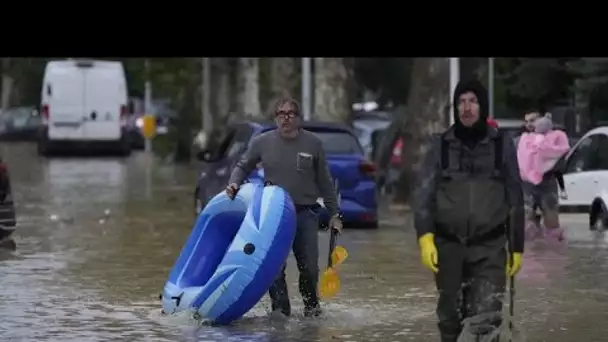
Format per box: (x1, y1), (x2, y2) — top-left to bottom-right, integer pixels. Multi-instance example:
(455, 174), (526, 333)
(119, 145), (131, 157)
(364, 221), (379, 229)
(117, 135), (132, 157)
(590, 200), (608, 231)
(37, 139), (50, 157)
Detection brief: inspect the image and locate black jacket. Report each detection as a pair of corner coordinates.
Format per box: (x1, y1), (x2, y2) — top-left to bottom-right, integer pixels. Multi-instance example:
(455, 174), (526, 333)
(413, 126), (525, 253)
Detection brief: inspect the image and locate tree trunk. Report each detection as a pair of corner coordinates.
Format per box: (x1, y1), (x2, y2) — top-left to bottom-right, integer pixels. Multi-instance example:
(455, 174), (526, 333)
(212, 58), (232, 127)
(1, 58), (13, 111)
(200, 58), (212, 133)
(174, 82), (191, 163)
(393, 58), (449, 204)
(173, 59), (199, 163)
(265, 58), (297, 115)
(573, 78), (589, 135)
(236, 58), (261, 116)
(313, 58), (352, 122)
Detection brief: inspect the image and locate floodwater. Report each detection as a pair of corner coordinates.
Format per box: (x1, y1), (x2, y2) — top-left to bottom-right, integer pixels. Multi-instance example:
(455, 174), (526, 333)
(1, 143), (608, 342)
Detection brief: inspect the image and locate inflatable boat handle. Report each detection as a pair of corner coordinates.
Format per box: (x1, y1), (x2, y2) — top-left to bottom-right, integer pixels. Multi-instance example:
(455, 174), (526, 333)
(227, 179), (252, 200)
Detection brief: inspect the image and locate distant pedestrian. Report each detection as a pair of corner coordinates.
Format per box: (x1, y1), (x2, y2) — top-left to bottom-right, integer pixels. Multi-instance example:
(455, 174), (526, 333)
(517, 113), (569, 241)
(513, 109), (540, 148)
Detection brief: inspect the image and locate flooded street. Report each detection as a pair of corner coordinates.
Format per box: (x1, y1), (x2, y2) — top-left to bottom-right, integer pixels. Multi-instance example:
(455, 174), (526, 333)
(2, 143), (608, 341)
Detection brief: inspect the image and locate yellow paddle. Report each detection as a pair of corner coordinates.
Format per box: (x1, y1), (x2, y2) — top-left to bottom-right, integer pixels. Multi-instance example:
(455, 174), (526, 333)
(319, 227), (349, 299)
(319, 180), (348, 299)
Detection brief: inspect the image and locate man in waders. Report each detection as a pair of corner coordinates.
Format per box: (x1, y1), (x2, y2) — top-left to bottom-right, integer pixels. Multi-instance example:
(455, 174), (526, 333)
(413, 79), (525, 342)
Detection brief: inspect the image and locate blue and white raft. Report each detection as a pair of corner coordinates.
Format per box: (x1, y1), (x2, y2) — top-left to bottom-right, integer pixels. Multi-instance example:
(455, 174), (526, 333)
(161, 182), (297, 325)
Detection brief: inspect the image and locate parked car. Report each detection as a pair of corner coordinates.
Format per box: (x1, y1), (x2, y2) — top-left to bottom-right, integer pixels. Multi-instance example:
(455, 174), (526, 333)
(0, 106), (42, 141)
(194, 120), (379, 228)
(559, 126), (608, 229)
(0, 157), (17, 245)
(352, 115), (392, 160)
(382, 135), (403, 194)
(369, 122), (404, 195)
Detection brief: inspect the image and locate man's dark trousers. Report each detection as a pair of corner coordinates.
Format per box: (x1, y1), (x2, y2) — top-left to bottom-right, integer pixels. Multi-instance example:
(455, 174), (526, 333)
(268, 209), (320, 316)
(435, 235), (507, 342)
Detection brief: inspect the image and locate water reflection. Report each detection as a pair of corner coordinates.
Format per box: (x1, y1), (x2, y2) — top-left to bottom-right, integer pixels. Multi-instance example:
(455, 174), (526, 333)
(1, 144), (608, 341)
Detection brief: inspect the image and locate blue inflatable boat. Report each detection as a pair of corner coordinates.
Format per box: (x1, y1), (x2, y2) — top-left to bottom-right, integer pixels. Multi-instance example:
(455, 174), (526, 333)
(161, 183), (297, 325)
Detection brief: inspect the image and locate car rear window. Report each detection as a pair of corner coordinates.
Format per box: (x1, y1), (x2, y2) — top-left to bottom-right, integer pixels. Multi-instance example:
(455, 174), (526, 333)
(258, 127), (364, 155)
(4, 108), (32, 128)
(310, 130), (363, 155)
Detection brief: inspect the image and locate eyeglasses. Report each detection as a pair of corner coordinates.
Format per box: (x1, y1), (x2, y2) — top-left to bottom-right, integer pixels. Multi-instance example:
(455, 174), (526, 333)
(275, 111), (298, 119)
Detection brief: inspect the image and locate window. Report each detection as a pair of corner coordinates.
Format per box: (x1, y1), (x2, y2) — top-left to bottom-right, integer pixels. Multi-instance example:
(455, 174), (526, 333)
(4, 108), (32, 128)
(499, 126), (523, 140)
(595, 135), (608, 170)
(258, 127), (364, 155)
(226, 124), (253, 158)
(353, 127), (365, 139)
(370, 129), (386, 161)
(311, 130), (364, 155)
(210, 127), (236, 158)
(566, 135), (600, 173)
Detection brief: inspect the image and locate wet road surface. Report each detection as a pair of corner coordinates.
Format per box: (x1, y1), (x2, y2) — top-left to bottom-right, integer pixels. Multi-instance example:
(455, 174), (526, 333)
(1, 143), (608, 341)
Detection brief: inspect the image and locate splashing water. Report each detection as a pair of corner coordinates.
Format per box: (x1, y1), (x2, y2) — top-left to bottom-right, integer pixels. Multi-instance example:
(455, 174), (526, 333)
(457, 311), (526, 342)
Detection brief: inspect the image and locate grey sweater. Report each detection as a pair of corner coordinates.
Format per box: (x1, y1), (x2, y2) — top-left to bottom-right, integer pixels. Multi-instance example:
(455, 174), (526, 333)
(228, 129), (339, 216)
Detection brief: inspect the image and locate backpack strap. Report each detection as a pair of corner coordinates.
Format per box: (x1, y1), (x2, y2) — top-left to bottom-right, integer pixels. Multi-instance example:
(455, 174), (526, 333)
(493, 131), (504, 172)
(440, 133), (449, 171)
(440, 131), (503, 173)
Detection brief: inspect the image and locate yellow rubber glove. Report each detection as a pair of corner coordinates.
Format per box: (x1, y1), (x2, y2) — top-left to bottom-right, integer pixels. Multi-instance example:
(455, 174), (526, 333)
(507, 252), (523, 277)
(418, 233), (438, 273)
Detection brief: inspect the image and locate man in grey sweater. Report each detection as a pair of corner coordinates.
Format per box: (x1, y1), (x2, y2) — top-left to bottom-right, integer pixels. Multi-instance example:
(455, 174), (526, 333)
(226, 97), (342, 317)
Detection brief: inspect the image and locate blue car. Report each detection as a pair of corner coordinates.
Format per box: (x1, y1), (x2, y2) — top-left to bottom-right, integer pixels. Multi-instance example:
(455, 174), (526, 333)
(194, 120), (379, 228)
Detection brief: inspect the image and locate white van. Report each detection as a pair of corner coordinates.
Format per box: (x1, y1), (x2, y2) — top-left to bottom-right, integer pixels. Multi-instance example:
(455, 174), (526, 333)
(38, 59), (131, 156)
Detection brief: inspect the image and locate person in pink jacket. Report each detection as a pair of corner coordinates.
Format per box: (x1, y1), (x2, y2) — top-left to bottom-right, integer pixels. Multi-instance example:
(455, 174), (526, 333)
(517, 114), (570, 241)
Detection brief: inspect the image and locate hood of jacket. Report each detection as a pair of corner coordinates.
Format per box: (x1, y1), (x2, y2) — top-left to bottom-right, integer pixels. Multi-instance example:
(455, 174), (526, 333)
(452, 79), (490, 146)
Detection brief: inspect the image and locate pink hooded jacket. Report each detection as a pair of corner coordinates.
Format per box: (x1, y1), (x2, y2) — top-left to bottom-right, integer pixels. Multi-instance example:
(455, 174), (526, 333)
(517, 130), (570, 185)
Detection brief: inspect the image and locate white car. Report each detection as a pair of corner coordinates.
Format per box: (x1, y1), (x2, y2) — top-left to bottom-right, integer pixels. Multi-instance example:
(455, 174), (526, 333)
(560, 126), (608, 229)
